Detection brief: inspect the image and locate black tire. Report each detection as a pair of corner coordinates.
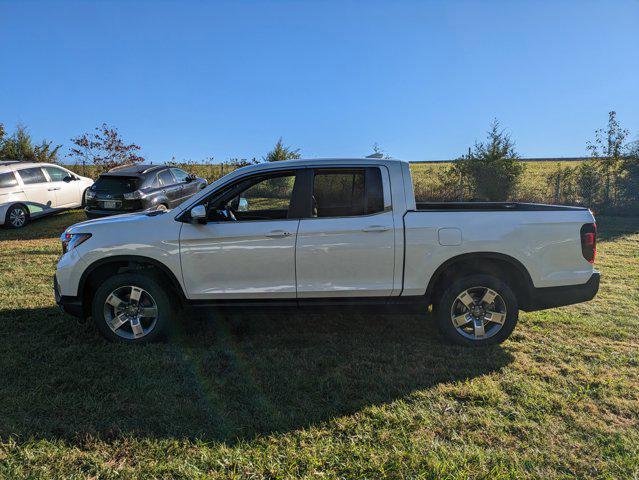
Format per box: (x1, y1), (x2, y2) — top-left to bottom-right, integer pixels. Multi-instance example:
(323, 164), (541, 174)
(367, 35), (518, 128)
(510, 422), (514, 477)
(5, 204), (30, 229)
(91, 272), (174, 343)
(434, 274), (518, 346)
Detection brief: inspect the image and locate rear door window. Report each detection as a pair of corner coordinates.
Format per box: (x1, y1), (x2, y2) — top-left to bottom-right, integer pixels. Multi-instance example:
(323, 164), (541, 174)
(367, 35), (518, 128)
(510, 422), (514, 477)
(158, 170), (175, 186)
(0, 172), (18, 188)
(17, 167), (48, 185)
(311, 168), (384, 217)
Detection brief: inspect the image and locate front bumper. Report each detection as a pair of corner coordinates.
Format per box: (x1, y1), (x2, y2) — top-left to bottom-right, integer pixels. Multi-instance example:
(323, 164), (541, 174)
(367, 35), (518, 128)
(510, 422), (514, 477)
(524, 272), (600, 311)
(54, 274), (84, 318)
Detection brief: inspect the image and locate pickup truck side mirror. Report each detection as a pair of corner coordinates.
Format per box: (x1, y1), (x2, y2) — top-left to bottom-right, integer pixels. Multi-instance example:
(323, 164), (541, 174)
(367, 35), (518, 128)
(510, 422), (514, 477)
(190, 205), (207, 224)
(185, 174), (195, 183)
(63, 175), (74, 183)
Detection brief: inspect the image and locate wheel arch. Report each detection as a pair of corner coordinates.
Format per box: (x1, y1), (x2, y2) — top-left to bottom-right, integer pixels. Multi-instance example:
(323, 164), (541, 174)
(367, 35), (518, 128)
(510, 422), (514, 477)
(425, 252), (534, 310)
(78, 255), (186, 317)
(3, 202), (30, 225)
(146, 194), (170, 210)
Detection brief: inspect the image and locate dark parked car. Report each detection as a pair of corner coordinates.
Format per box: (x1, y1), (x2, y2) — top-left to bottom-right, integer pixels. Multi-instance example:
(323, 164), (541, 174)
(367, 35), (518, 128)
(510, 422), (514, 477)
(85, 165), (207, 218)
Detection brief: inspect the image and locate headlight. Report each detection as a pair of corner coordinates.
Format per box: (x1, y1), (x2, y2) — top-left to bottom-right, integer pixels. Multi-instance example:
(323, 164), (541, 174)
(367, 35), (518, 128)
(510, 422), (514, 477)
(60, 232), (92, 254)
(85, 189), (96, 199)
(123, 190), (144, 200)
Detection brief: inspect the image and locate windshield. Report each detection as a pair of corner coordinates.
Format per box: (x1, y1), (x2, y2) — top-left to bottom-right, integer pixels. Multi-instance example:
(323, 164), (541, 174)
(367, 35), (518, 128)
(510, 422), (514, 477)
(93, 175), (140, 193)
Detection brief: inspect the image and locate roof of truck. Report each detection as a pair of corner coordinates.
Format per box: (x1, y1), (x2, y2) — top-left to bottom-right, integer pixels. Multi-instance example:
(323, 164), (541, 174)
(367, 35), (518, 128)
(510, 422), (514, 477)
(229, 157), (407, 176)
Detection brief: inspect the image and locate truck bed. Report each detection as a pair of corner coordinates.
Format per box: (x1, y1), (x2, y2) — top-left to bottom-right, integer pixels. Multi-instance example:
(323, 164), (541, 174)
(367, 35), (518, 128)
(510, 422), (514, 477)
(415, 202), (588, 212)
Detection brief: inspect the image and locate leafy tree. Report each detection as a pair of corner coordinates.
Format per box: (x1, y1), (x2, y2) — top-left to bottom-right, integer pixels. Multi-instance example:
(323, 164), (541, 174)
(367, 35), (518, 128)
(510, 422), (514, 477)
(366, 143), (392, 159)
(69, 123), (144, 174)
(264, 138), (301, 162)
(446, 120), (524, 201)
(618, 138), (639, 209)
(586, 111), (629, 207)
(0, 123), (61, 163)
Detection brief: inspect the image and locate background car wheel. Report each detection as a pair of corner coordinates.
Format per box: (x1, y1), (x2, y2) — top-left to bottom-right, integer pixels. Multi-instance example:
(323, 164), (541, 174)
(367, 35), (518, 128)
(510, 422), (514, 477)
(156, 204), (168, 211)
(91, 272), (174, 343)
(434, 274), (518, 346)
(5, 204), (30, 229)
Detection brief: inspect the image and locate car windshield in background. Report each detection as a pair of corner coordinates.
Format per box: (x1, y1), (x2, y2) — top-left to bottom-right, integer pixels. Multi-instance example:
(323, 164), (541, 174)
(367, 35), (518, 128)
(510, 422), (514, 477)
(94, 176), (140, 193)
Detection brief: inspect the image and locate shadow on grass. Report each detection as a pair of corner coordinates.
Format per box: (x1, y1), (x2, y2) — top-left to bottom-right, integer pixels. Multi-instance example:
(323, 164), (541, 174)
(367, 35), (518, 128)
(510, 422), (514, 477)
(594, 215), (639, 242)
(0, 210), (86, 242)
(0, 306), (513, 445)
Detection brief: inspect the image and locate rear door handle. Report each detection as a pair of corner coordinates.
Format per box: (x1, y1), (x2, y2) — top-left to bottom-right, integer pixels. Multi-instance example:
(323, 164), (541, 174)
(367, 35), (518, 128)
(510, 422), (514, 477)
(362, 225), (390, 232)
(265, 230), (293, 238)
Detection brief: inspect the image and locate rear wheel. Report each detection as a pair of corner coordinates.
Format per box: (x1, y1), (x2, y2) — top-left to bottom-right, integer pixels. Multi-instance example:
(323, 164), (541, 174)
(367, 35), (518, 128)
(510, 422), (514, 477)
(91, 272), (174, 343)
(5, 204), (30, 229)
(434, 274), (518, 346)
(156, 204), (168, 212)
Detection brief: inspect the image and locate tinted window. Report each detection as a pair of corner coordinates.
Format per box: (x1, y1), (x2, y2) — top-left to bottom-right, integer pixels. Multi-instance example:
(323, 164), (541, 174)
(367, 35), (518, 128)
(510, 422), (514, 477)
(170, 168), (189, 182)
(17, 168), (48, 185)
(0, 172), (18, 188)
(312, 168), (384, 217)
(158, 170), (175, 186)
(94, 176), (140, 193)
(44, 166), (69, 182)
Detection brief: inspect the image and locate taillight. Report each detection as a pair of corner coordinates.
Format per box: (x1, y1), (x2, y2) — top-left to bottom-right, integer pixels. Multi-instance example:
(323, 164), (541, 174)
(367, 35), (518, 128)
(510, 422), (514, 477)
(580, 223), (596, 264)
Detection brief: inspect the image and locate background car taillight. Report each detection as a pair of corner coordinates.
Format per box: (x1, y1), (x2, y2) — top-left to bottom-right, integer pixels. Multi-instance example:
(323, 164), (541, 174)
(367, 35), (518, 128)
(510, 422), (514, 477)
(580, 223), (596, 263)
(60, 233), (92, 254)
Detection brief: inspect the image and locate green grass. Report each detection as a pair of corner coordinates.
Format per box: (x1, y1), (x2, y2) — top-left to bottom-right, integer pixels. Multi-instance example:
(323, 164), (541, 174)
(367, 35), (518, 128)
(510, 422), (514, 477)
(0, 211), (637, 479)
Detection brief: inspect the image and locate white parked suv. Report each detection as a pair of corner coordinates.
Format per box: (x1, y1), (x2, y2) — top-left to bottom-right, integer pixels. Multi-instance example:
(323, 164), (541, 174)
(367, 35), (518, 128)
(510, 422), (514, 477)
(0, 161), (94, 228)
(55, 158), (599, 345)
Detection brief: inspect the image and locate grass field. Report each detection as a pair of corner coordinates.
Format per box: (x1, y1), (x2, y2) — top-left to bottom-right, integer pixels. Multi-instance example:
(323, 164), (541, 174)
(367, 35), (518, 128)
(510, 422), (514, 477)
(0, 211), (638, 479)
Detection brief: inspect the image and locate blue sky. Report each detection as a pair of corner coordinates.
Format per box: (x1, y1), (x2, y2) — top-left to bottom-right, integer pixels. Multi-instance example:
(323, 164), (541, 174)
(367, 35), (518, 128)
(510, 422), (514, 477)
(1, 0), (638, 163)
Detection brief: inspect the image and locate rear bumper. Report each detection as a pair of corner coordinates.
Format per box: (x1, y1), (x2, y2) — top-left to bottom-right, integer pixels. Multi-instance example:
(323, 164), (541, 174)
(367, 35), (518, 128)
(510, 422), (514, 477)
(54, 275), (84, 318)
(524, 272), (600, 311)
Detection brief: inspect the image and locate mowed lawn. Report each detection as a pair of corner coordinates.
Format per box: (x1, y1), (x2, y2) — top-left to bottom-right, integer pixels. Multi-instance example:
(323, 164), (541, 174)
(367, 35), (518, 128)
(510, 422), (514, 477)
(0, 211), (637, 479)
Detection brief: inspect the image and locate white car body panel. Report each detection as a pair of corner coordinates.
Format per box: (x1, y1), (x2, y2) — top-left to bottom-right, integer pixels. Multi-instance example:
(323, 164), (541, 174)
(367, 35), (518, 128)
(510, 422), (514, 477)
(56, 158), (597, 307)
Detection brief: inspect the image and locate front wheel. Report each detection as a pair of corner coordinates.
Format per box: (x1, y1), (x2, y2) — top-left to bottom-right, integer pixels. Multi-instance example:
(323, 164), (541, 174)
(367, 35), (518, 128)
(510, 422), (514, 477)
(91, 272), (174, 343)
(434, 274), (518, 346)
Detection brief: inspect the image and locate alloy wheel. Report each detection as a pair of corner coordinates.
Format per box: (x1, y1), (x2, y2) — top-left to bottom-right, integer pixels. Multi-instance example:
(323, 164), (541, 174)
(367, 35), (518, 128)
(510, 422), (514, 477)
(103, 285), (159, 340)
(9, 207), (27, 228)
(450, 286), (507, 340)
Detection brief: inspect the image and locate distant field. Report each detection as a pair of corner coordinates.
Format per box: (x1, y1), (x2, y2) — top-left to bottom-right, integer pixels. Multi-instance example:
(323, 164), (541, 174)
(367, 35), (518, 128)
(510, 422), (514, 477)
(68, 160), (585, 204)
(409, 161), (584, 203)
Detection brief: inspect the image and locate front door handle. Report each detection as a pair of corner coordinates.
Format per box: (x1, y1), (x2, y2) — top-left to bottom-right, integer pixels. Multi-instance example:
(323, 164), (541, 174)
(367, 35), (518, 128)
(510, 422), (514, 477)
(265, 230), (293, 238)
(362, 225), (390, 233)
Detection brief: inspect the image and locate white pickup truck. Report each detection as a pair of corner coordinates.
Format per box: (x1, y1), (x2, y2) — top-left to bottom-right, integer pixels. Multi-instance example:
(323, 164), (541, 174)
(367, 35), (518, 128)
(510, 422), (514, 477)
(55, 158), (599, 345)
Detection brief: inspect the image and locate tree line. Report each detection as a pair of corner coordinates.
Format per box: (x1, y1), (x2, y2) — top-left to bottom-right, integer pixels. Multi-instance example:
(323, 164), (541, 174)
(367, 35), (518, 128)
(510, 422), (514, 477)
(1, 113), (637, 213)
